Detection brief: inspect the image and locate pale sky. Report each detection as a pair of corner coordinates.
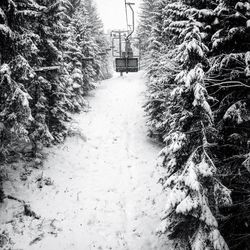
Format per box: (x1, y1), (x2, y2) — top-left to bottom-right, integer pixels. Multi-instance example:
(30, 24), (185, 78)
(94, 0), (141, 32)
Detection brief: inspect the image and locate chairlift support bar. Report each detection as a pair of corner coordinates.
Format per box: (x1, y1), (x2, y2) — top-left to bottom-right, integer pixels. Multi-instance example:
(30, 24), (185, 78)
(125, 1), (135, 40)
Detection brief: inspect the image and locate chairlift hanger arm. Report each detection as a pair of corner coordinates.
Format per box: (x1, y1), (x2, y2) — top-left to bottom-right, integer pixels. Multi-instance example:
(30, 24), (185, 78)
(125, 0), (129, 33)
(125, 1), (135, 40)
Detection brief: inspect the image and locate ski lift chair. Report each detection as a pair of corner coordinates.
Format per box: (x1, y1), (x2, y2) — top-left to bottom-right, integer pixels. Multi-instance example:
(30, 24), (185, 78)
(115, 58), (139, 73)
(113, 1), (140, 73)
(115, 39), (139, 73)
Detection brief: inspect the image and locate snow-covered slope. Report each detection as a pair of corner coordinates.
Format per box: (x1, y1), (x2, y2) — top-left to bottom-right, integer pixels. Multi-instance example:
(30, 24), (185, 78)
(1, 72), (171, 250)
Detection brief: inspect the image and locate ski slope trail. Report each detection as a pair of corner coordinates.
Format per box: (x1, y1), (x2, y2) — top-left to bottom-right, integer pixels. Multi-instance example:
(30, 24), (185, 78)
(1, 72), (171, 250)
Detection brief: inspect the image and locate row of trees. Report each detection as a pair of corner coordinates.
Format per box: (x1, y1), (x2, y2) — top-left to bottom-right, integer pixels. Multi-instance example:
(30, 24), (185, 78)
(0, 0), (111, 200)
(0, 0), (111, 155)
(138, 0), (250, 249)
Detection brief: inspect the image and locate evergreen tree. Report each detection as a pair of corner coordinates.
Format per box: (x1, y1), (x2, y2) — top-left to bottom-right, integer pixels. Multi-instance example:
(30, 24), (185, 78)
(142, 0), (178, 141)
(139, 0), (250, 248)
(158, 18), (230, 250)
(137, 0), (156, 57)
(0, 0), (38, 159)
(0, 0), (111, 197)
(205, 1), (250, 248)
(83, 0), (111, 80)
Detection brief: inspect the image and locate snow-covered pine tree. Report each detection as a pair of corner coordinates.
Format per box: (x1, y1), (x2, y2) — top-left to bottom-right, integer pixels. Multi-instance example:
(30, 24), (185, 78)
(73, 0), (98, 84)
(139, 0), (234, 248)
(83, 0), (111, 81)
(59, 0), (89, 112)
(0, 64), (33, 157)
(142, 0), (179, 141)
(0, 0), (111, 155)
(0, 0), (111, 202)
(137, 0), (156, 58)
(0, 0), (38, 158)
(11, 0), (54, 153)
(143, 0), (197, 141)
(33, 0), (74, 143)
(143, 53), (177, 142)
(159, 19), (230, 249)
(205, 0), (250, 248)
(141, 0), (250, 248)
(148, 0), (169, 56)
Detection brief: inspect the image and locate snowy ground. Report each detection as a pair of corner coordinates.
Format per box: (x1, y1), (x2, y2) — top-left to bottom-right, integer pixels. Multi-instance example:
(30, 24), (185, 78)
(0, 72), (171, 250)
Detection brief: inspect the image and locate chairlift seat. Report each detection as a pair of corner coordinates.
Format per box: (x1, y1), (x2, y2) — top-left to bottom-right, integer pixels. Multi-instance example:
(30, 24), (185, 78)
(115, 58), (138, 72)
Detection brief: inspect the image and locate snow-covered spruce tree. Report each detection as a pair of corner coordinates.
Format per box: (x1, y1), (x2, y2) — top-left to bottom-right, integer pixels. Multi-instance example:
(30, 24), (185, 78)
(69, 0), (97, 85)
(142, 0), (200, 141)
(0, 0), (111, 153)
(0, 0), (111, 197)
(33, 0), (75, 143)
(58, 0), (89, 113)
(0, 0), (111, 156)
(11, 0), (55, 153)
(141, 0), (221, 141)
(155, 4), (232, 249)
(137, 0), (156, 58)
(205, 1), (250, 248)
(84, 0), (111, 80)
(0, 0), (38, 159)
(144, 54), (177, 142)
(62, 0), (111, 102)
(141, 0), (250, 248)
(0, 64), (33, 158)
(141, 0), (179, 141)
(0, 0), (28, 180)
(147, 0), (170, 57)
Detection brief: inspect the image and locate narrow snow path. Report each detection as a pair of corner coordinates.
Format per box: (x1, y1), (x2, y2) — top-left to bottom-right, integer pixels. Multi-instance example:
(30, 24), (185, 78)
(2, 72), (171, 250)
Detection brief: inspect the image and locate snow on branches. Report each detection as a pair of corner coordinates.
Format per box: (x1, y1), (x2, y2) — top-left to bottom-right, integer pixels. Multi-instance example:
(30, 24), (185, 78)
(0, 64), (33, 153)
(144, 2), (231, 249)
(0, 0), (111, 157)
(140, 0), (250, 248)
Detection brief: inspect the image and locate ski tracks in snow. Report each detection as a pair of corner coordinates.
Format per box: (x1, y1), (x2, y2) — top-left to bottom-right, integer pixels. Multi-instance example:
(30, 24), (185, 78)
(1, 72), (172, 250)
